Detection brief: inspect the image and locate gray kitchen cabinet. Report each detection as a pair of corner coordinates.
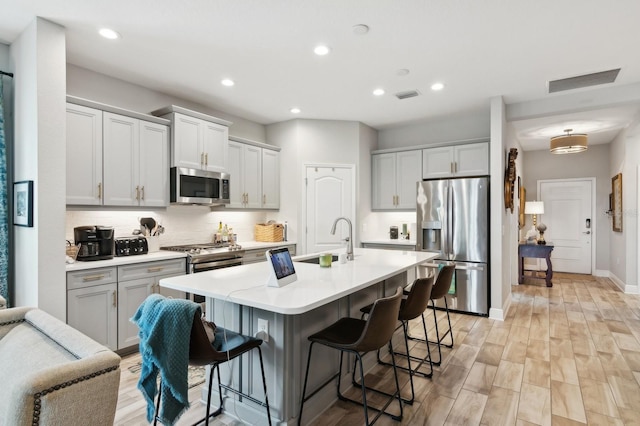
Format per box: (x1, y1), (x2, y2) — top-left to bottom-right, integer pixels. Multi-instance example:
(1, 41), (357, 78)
(242, 244), (296, 264)
(67, 267), (118, 351)
(152, 106), (232, 172)
(103, 112), (169, 207)
(66, 96), (171, 207)
(66, 258), (186, 352)
(66, 103), (103, 205)
(372, 150), (422, 210)
(228, 136), (280, 209)
(422, 142), (489, 179)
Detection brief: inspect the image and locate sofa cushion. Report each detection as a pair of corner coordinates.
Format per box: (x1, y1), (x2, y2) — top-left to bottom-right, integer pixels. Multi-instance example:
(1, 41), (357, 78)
(0, 323), (77, 417)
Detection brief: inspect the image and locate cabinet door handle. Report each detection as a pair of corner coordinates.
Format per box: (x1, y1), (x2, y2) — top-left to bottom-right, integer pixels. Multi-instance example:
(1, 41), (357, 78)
(263, 194), (266, 205)
(454, 162), (458, 173)
(450, 162), (454, 173)
(141, 186), (145, 200)
(98, 183), (102, 199)
(82, 274), (105, 282)
(135, 185), (140, 201)
(201, 152), (204, 167)
(147, 266), (164, 273)
(112, 290), (117, 308)
(205, 153), (208, 167)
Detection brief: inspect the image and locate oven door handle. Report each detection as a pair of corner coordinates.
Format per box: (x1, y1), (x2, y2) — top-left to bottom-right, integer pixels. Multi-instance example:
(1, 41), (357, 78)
(192, 258), (243, 270)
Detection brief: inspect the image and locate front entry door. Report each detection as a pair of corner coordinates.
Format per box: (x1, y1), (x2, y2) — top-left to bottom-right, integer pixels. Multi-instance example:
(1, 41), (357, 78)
(305, 165), (355, 254)
(539, 179), (593, 274)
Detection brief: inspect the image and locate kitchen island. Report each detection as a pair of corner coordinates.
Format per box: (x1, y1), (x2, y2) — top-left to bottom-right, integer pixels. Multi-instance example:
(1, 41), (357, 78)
(160, 248), (438, 425)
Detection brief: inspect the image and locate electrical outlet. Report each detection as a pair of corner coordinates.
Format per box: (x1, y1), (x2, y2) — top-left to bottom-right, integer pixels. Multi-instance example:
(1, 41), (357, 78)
(258, 318), (269, 343)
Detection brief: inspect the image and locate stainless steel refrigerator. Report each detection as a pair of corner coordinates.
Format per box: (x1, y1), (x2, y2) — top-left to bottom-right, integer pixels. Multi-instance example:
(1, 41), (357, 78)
(416, 177), (489, 315)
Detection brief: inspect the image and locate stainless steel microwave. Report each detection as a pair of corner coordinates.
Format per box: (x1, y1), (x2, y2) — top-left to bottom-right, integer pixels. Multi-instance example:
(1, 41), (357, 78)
(170, 167), (230, 205)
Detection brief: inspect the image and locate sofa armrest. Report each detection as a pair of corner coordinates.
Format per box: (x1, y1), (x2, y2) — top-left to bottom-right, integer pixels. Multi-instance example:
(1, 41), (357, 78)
(6, 352), (121, 426)
(0, 307), (33, 339)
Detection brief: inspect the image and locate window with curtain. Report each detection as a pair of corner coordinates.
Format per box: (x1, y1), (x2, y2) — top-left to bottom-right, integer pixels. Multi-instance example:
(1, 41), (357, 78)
(0, 75), (9, 305)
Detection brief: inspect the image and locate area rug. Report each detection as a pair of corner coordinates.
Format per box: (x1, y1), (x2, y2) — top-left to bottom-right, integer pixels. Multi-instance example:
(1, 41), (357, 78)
(128, 362), (206, 389)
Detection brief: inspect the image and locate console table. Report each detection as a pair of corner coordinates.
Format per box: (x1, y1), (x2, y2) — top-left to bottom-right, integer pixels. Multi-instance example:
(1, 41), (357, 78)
(518, 243), (554, 287)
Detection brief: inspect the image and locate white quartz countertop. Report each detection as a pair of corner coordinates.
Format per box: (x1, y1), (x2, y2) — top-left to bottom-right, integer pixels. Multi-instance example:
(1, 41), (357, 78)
(64, 240), (296, 271)
(65, 251), (188, 271)
(361, 239), (416, 246)
(160, 248), (438, 315)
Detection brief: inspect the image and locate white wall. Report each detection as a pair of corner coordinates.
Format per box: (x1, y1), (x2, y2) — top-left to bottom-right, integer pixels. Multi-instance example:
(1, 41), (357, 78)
(608, 115), (640, 291)
(378, 109), (490, 149)
(266, 119), (376, 254)
(10, 18), (67, 319)
(522, 144), (611, 273)
(67, 65), (266, 143)
(490, 96), (510, 320)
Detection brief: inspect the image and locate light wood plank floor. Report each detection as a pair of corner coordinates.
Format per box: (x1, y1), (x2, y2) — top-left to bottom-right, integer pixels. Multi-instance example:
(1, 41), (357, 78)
(115, 273), (640, 425)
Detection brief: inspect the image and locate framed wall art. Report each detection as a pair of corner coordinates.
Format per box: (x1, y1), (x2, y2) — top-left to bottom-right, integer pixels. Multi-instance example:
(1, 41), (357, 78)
(612, 173), (622, 232)
(13, 180), (33, 227)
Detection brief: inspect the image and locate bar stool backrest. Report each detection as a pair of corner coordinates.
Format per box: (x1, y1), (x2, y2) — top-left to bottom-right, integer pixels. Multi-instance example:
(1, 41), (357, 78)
(430, 264), (455, 300)
(399, 276), (435, 321)
(351, 287), (403, 353)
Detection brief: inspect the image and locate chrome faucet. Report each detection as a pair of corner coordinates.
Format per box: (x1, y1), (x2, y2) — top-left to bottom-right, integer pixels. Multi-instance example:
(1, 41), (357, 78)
(330, 217), (354, 260)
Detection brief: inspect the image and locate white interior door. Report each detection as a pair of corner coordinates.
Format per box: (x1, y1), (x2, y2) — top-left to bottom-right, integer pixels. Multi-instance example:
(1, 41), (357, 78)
(305, 166), (354, 254)
(539, 179), (593, 274)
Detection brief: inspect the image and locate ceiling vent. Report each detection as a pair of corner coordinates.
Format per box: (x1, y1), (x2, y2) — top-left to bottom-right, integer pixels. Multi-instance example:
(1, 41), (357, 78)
(548, 68), (620, 93)
(395, 90), (420, 100)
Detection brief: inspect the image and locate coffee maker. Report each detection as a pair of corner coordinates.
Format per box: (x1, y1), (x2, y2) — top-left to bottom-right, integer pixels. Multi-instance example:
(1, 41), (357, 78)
(74, 226), (115, 261)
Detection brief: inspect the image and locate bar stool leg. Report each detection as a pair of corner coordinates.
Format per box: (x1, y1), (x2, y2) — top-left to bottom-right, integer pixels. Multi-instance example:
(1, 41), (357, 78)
(256, 347), (273, 426)
(153, 384), (162, 425)
(297, 342), (316, 426)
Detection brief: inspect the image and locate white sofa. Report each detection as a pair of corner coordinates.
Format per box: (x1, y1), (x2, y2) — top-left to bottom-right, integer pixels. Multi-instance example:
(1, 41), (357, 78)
(0, 295), (6, 309)
(0, 307), (121, 426)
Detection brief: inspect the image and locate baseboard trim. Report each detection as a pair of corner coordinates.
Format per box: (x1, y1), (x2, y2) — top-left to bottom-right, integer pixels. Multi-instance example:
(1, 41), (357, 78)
(489, 293), (511, 321)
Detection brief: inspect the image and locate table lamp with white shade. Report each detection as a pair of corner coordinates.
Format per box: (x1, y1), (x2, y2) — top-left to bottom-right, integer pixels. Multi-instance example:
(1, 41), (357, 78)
(524, 201), (546, 245)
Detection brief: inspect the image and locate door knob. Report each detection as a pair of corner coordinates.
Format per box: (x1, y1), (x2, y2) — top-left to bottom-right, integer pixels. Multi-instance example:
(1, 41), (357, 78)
(583, 231), (591, 234)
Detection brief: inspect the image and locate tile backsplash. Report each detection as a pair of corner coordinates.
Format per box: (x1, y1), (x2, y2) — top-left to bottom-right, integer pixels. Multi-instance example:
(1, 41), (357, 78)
(65, 206), (270, 246)
(361, 211), (417, 241)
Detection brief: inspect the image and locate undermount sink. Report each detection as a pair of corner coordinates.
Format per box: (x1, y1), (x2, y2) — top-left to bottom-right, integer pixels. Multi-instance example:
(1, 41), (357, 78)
(296, 255), (339, 264)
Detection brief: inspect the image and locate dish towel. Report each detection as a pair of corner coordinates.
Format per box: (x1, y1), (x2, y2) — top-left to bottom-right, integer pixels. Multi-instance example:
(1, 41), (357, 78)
(131, 294), (200, 425)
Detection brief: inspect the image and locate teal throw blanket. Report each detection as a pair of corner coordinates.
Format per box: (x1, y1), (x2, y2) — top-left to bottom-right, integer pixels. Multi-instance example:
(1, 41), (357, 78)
(131, 294), (200, 425)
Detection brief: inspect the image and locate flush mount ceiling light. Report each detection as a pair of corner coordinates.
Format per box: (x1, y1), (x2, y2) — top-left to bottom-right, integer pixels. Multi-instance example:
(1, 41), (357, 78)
(290, 107), (301, 114)
(353, 24), (370, 35)
(313, 45), (330, 56)
(99, 28), (120, 40)
(373, 88), (385, 96)
(550, 128), (588, 154)
(431, 82), (445, 91)
(221, 78), (235, 87)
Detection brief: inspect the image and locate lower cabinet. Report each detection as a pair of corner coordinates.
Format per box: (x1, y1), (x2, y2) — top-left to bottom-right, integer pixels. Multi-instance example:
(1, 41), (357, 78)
(67, 258), (186, 352)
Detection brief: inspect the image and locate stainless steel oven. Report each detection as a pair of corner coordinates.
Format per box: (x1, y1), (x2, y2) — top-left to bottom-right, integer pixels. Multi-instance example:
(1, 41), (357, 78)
(160, 243), (245, 306)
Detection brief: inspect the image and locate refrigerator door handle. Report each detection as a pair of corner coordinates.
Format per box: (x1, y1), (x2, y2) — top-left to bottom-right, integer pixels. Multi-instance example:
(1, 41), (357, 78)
(456, 264), (485, 271)
(443, 184), (449, 257)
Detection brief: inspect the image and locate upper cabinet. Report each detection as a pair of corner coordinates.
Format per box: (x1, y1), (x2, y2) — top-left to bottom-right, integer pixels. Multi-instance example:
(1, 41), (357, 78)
(228, 136), (280, 210)
(372, 150), (422, 210)
(67, 103), (103, 205)
(422, 142), (489, 179)
(151, 106), (232, 173)
(66, 97), (170, 207)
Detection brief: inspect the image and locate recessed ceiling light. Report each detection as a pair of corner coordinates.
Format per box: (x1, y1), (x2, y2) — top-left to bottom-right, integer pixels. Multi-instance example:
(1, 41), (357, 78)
(221, 79), (235, 87)
(314, 45), (330, 56)
(290, 107), (301, 114)
(373, 88), (385, 96)
(99, 28), (120, 40)
(431, 82), (445, 91)
(353, 24), (370, 35)
(396, 69), (410, 76)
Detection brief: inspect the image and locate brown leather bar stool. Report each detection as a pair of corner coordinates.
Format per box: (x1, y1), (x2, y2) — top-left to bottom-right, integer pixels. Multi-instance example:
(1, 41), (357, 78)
(298, 287), (404, 426)
(408, 264), (455, 365)
(150, 307), (272, 425)
(360, 275), (435, 405)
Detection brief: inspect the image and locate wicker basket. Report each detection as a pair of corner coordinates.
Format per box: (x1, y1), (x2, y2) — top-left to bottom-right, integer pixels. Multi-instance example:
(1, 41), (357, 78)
(254, 223), (284, 242)
(66, 240), (80, 261)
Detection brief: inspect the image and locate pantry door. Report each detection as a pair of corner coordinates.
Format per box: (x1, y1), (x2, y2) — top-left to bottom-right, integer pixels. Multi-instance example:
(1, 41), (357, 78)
(539, 178), (594, 274)
(304, 165), (355, 255)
